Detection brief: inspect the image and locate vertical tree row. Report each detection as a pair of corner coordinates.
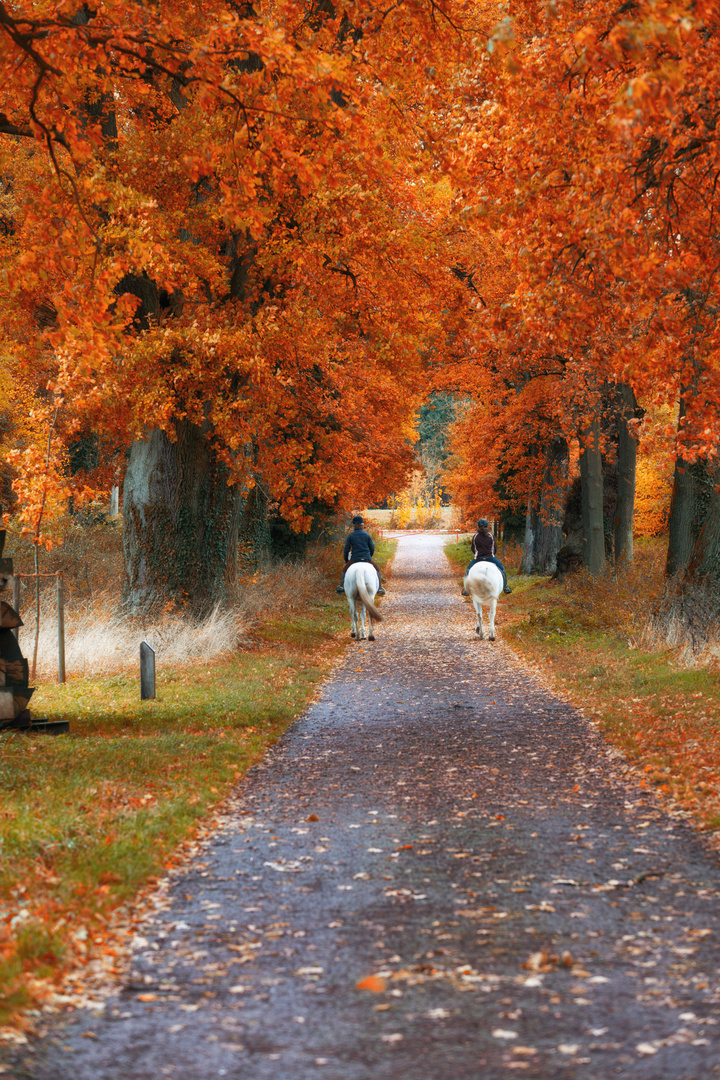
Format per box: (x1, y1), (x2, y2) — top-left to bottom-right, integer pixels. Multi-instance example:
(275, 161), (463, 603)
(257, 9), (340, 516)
(437, 0), (720, 618)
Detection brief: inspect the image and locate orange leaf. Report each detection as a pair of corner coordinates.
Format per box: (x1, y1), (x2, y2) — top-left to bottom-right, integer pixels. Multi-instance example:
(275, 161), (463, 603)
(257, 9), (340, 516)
(356, 975), (387, 993)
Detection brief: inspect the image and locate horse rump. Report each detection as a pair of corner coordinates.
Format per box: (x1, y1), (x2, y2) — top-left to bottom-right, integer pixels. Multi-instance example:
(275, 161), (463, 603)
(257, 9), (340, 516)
(357, 578), (383, 622)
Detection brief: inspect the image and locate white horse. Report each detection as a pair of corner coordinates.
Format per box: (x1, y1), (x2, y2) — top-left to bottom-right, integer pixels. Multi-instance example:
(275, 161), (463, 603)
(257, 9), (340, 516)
(345, 562), (383, 641)
(464, 561), (504, 640)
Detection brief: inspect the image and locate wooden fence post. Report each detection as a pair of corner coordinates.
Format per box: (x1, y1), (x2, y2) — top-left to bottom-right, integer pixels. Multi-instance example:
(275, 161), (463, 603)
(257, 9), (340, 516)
(57, 574), (65, 684)
(12, 577), (20, 641)
(140, 641), (156, 700)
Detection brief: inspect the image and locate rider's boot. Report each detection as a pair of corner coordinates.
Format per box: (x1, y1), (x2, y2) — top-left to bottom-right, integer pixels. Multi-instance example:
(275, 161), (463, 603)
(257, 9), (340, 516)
(336, 572), (346, 595)
(371, 560), (385, 595)
(502, 569), (512, 594)
(461, 578), (469, 597)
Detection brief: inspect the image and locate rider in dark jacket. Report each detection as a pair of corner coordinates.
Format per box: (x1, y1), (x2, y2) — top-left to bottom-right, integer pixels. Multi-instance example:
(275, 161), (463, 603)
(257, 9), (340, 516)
(462, 518), (512, 595)
(336, 516), (386, 595)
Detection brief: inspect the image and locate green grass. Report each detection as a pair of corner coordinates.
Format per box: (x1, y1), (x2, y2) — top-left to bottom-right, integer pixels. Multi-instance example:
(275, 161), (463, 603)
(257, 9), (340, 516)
(0, 538), (397, 1028)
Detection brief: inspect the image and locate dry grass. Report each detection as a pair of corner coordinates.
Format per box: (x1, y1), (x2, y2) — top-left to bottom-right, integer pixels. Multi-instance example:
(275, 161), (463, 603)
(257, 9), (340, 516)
(558, 539), (667, 648)
(9, 523), (344, 680)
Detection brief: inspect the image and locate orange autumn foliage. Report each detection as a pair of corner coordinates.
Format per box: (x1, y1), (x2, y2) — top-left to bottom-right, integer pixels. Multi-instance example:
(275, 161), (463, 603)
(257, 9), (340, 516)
(436, 0), (720, 532)
(2, 0), (719, 547)
(0, 0), (471, 537)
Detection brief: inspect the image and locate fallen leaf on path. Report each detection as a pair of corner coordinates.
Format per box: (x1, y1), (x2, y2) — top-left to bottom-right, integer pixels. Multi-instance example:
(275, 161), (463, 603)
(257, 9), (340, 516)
(357, 975), (387, 992)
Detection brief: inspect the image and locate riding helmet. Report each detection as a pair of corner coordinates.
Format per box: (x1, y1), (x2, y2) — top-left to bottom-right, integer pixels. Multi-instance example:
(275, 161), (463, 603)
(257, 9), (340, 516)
(477, 518), (489, 528)
(352, 515), (364, 525)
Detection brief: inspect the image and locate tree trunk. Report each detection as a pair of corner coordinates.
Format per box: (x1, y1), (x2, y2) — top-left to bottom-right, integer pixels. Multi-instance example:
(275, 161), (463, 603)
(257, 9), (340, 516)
(665, 420), (712, 578)
(535, 438), (569, 573)
(520, 439), (569, 575)
(614, 382), (638, 565)
(579, 416), (605, 574)
(122, 420), (242, 615)
(687, 463), (720, 581)
(520, 496), (535, 575)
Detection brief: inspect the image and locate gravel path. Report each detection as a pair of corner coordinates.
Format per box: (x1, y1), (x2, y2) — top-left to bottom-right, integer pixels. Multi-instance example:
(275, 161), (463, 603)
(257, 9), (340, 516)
(10, 533), (720, 1079)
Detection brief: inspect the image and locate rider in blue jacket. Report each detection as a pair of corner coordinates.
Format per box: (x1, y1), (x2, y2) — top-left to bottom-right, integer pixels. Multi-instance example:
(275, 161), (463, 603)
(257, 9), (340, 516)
(461, 518), (512, 595)
(336, 516), (386, 595)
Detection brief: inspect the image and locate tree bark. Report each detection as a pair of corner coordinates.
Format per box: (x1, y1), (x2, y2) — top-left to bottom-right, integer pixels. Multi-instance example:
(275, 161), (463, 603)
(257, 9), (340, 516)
(579, 415), (605, 574)
(520, 438), (569, 575)
(687, 463), (720, 581)
(654, 396), (720, 653)
(614, 382), (638, 565)
(520, 496), (535, 575)
(665, 395), (712, 577)
(122, 420), (242, 615)
(536, 438), (569, 573)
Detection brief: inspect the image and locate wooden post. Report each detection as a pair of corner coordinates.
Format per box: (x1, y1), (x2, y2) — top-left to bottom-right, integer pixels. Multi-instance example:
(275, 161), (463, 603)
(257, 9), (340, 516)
(57, 574), (65, 684)
(140, 641), (156, 700)
(12, 577), (20, 641)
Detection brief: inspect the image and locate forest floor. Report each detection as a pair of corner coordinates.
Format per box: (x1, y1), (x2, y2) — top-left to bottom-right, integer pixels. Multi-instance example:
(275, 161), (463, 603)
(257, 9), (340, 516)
(4, 532), (720, 1078)
(445, 537), (720, 839)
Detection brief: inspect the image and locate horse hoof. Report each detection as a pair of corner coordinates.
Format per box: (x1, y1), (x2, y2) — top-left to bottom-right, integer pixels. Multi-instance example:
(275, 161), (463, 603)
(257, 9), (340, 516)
(489, 635), (496, 642)
(368, 635), (375, 641)
(351, 632), (356, 638)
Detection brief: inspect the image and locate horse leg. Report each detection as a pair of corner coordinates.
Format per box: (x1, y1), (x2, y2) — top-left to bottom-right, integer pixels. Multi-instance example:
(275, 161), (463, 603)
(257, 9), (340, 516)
(488, 597), (498, 641)
(347, 593), (357, 638)
(474, 598), (483, 638)
(358, 601), (366, 640)
(368, 614), (375, 642)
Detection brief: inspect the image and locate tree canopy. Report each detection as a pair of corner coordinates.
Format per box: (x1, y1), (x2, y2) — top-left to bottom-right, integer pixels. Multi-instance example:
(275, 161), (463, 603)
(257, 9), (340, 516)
(2, 0), (720, 601)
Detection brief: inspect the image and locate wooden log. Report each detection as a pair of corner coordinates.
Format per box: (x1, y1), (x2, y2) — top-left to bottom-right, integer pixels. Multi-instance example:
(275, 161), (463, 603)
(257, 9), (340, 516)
(0, 602), (22, 629)
(0, 687), (14, 720)
(0, 659), (27, 683)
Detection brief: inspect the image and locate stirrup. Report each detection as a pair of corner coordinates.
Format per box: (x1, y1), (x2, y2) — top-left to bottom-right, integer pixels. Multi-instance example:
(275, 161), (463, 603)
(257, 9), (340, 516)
(504, 585), (512, 594)
(377, 587), (386, 596)
(336, 585), (345, 594)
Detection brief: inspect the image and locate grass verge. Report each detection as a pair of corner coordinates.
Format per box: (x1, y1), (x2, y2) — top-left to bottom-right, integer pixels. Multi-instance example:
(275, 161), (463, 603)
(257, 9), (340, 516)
(0, 538), (397, 1032)
(445, 537), (720, 833)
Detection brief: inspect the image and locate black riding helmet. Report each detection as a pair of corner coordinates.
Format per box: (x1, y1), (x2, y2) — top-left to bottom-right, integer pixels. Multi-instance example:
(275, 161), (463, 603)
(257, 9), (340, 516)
(477, 518), (489, 529)
(352, 515), (364, 526)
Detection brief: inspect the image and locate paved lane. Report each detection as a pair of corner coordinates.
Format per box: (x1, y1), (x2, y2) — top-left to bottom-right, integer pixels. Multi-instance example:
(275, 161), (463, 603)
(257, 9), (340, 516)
(10, 534), (720, 1078)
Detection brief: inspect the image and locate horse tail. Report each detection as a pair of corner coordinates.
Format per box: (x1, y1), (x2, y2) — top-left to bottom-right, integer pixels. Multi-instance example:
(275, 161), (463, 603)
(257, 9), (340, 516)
(357, 576), (383, 622)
